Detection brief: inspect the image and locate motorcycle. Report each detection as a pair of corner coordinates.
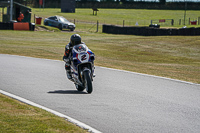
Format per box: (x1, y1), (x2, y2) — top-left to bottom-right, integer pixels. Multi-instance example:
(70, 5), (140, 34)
(64, 43), (95, 94)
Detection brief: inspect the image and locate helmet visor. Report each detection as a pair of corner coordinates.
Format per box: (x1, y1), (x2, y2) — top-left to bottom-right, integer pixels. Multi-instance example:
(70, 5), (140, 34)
(72, 40), (81, 46)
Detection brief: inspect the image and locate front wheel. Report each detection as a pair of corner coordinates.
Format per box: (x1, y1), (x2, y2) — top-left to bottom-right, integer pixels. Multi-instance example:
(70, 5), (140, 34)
(84, 71), (93, 94)
(75, 84), (85, 92)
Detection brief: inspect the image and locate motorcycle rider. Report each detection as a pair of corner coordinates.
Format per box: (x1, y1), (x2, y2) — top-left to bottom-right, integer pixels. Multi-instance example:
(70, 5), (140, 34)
(63, 34), (82, 79)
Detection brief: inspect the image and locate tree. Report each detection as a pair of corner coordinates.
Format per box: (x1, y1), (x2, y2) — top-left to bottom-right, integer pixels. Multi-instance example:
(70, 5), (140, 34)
(160, 0), (166, 4)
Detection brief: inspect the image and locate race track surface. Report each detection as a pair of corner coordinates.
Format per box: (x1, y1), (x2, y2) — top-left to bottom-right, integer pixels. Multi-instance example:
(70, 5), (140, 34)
(0, 54), (200, 133)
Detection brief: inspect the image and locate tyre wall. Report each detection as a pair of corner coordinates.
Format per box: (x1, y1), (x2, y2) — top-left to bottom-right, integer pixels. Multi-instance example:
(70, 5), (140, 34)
(0, 22), (13, 30)
(102, 25), (200, 36)
(0, 22), (35, 31)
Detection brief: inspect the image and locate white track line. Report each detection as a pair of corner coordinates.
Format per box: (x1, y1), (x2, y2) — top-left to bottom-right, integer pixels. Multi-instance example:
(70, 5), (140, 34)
(0, 90), (102, 133)
(96, 66), (200, 86)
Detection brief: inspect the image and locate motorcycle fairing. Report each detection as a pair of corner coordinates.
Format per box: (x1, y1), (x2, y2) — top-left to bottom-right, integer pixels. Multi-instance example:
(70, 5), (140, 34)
(70, 43), (95, 84)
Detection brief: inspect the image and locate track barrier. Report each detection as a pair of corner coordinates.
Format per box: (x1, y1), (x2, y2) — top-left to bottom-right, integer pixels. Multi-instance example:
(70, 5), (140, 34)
(0, 22), (13, 30)
(13, 22), (30, 30)
(102, 24), (200, 36)
(0, 22), (35, 31)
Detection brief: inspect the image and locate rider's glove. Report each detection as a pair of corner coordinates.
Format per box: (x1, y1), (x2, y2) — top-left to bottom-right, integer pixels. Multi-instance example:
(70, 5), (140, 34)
(64, 58), (70, 63)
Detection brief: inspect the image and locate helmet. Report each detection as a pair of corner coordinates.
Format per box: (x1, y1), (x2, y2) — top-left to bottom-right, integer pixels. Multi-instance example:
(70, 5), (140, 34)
(70, 34), (81, 46)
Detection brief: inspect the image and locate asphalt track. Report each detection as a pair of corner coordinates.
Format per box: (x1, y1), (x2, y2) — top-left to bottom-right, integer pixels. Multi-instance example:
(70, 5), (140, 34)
(0, 54), (200, 133)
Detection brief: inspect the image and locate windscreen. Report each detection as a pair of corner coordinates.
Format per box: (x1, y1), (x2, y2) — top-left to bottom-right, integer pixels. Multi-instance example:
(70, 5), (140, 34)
(59, 17), (69, 23)
(74, 44), (87, 53)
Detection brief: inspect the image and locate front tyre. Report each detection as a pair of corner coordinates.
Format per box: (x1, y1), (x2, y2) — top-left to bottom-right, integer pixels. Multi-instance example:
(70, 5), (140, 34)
(84, 71), (93, 94)
(75, 84), (85, 92)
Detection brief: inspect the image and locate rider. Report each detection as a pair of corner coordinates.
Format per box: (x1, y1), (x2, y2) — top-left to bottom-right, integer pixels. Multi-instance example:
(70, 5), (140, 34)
(63, 34), (82, 79)
(17, 12), (24, 22)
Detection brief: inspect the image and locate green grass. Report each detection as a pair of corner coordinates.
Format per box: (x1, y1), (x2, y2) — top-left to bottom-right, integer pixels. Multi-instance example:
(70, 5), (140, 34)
(0, 94), (88, 133)
(32, 8), (200, 28)
(0, 8), (200, 133)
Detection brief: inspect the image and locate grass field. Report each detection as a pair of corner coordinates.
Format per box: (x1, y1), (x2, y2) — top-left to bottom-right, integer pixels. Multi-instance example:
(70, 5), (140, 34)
(32, 8), (200, 28)
(0, 8), (200, 132)
(0, 93), (88, 133)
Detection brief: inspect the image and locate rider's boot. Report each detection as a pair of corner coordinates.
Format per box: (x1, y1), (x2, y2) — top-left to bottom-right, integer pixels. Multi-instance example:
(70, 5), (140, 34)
(66, 70), (72, 79)
(65, 64), (72, 79)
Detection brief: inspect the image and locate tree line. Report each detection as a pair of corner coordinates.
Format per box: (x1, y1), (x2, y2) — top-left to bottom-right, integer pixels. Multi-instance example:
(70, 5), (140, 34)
(13, 0), (199, 10)
(14, 0), (166, 4)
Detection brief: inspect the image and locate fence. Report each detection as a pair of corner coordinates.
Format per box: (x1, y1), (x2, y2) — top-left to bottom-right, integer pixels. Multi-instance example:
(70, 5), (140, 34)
(67, 18), (200, 33)
(3, 12), (199, 33)
(117, 18), (200, 27)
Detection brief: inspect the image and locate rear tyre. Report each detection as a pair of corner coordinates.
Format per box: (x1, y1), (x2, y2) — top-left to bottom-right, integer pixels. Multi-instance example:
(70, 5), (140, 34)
(59, 24), (63, 30)
(44, 21), (48, 25)
(84, 71), (93, 94)
(75, 84), (85, 91)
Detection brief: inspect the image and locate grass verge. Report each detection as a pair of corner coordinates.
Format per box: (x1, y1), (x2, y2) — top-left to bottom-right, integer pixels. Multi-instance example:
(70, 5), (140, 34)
(0, 93), (88, 133)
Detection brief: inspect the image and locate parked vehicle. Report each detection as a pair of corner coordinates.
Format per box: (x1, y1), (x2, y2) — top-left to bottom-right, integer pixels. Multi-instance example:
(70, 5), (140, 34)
(64, 43), (95, 93)
(44, 16), (75, 31)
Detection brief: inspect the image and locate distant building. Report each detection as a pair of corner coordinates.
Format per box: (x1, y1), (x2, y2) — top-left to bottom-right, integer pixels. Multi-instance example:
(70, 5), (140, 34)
(61, 0), (75, 13)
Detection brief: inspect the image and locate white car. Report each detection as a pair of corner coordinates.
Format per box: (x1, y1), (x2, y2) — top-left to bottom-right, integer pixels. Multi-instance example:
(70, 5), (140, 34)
(44, 16), (75, 31)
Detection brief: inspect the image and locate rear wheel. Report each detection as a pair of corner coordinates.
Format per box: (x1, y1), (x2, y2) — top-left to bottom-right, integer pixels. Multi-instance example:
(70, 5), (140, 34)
(84, 71), (93, 94)
(44, 21), (48, 25)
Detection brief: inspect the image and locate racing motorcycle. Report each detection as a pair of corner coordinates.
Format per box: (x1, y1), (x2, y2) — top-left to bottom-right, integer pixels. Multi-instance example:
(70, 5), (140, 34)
(64, 43), (95, 94)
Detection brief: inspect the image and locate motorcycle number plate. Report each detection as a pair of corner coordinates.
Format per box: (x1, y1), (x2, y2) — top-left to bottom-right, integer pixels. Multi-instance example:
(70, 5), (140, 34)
(78, 54), (89, 62)
(81, 55), (87, 61)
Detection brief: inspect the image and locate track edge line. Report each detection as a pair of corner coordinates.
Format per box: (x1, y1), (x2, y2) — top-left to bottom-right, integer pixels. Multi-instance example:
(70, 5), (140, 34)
(0, 89), (102, 133)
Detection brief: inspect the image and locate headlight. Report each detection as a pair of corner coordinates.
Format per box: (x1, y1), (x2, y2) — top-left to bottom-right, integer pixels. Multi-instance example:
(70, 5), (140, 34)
(62, 24), (67, 28)
(68, 25), (74, 28)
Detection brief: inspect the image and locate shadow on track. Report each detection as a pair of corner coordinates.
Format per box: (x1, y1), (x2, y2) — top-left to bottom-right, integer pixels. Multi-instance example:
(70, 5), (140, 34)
(48, 90), (87, 94)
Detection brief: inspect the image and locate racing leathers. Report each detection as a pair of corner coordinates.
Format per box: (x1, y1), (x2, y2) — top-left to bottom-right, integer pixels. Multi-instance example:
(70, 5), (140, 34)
(63, 42), (73, 79)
